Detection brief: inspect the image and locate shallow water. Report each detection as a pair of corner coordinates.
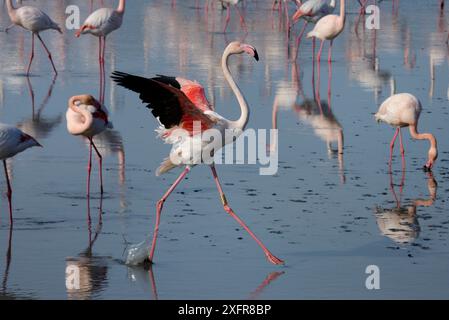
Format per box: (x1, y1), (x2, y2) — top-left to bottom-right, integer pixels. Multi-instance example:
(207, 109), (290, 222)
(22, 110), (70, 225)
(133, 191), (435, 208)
(0, 0), (449, 299)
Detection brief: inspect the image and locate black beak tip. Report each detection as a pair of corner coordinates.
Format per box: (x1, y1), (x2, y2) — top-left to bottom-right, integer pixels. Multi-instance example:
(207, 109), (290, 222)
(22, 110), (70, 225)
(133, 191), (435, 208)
(254, 50), (259, 61)
(423, 165), (432, 172)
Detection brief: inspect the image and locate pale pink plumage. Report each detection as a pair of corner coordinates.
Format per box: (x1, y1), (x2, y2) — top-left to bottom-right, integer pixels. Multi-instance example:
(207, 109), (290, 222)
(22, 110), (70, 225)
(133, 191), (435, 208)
(0, 123), (41, 224)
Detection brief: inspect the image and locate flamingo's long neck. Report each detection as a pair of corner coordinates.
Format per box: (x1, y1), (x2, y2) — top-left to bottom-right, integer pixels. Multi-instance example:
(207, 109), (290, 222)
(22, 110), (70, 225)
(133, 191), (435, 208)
(117, 0), (126, 14)
(222, 49), (249, 130)
(339, 0), (346, 26)
(6, 0), (16, 20)
(68, 96), (94, 135)
(408, 123), (438, 165)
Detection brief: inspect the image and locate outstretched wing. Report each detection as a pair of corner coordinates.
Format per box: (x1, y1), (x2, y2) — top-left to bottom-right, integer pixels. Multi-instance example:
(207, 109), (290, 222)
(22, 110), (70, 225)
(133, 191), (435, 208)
(153, 74), (213, 112)
(111, 71), (214, 132)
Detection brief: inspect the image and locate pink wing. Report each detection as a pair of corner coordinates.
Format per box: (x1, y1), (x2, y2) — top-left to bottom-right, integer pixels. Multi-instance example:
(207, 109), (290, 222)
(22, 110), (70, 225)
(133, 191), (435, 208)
(176, 77), (214, 112)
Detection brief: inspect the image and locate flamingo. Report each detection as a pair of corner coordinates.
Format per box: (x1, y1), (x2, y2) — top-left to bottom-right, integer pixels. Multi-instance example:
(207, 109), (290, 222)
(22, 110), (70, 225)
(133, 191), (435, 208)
(375, 93), (438, 172)
(66, 95), (113, 196)
(307, 0), (345, 63)
(0, 123), (42, 224)
(4, 0), (62, 76)
(291, 0), (336, 56)
(374, 171), (437, 245)
(219, 0), (247, 33)
(307, 0), (345, 96)
(112, 41), (283, 265)
(75, 0), (126, 103)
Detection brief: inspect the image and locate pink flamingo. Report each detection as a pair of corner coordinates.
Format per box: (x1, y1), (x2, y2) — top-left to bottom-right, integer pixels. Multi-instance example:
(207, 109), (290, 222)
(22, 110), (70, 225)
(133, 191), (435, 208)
(112, 41), (283, 265)
(307, 0), (345, 96)
(375, 93), (438, 172)
(291, 0), (336, 57)
(0, 123), (42, 224)
(220, 0), (247, 33)
(75, 0), (126, 103)
(4, 0), (61, 76)
(66, 95), (113, 196)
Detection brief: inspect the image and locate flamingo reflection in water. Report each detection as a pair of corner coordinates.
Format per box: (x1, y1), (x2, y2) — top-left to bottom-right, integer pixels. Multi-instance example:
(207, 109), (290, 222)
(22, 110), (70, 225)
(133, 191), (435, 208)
(17, 75), (61, 142)
(271, 63), (345, 184)
(374, 171), (437, 245)
(66, 203), (108, 300)
(126, 264), (284, 300)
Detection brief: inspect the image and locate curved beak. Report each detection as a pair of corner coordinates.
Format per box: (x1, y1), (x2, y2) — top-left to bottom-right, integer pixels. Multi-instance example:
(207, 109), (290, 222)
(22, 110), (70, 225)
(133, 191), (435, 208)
(242, 44), (259, 61)
(253, 49), (259, 61)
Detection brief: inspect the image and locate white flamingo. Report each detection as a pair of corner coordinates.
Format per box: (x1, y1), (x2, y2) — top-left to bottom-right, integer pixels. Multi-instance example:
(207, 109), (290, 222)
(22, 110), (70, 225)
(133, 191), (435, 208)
(4, 0), (62, 75)
(0, 123), (41, 224)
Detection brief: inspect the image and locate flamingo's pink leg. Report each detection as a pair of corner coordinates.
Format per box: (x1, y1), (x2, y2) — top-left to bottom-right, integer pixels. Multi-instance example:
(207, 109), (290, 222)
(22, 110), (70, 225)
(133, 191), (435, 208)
(223, 5), (231, 33)
(91, 139), (104, 195)
(389, 128), (400, 169)
(316, 40), (325, 96)
(235, 6), (247, 32)
(26, 34), (35, 76)
(328, 40), (333, 101)
(312, 37), (316, 92)
(398, 127), (406, 169)
(3, 160), (13, 225)
(99, 37), (103, 102)
(102, 37), (106, 103)
(148, 166), (191, 263)
(87, 139), (93, 197)
(36, 34), (57, 75)
(294, 21), (308, 60)
(210, 165), (284, 265)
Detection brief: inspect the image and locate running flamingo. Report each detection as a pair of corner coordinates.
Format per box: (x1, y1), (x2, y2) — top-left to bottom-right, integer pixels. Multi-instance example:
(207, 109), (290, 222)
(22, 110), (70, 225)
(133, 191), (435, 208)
(4, 0), (62, 76)
(66, 95), (113, 196)
(0, 123), (41, 224)
(375, 93), (438, 171)
(75, 0), (126, 103)
(112, 41), (283, 265)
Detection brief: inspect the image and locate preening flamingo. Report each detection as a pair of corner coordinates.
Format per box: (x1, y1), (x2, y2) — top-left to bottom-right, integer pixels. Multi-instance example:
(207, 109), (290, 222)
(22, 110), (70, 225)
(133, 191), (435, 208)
(75, 0), (126, 103)
(375, 93), (438, 171)
(0, 123), (41, 224)
(4, 0), (62, 75)
(66, 95), (113, 196)
(112, 41), (283, 265)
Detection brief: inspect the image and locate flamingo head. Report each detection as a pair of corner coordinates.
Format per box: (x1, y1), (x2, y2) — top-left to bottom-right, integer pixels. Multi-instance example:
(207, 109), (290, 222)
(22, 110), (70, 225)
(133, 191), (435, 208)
(226, 41), (259, 61)
(424, 146), (438, 172)
(70, 94), (102, 109)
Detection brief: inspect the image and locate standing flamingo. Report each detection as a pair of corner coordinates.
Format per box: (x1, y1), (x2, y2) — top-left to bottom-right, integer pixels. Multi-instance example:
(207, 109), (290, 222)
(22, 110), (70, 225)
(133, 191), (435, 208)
(0, 123), (41, 224)
(307, 0), (345, 95)
(375, 93), (438, 171)
(291, 0), (336, 57)
(75, 0), (126, 103)
(66, 95), (113, 196)
(4, 0), (62, 76)
(220, 0), (247, 33)
(112, 41), (283, 265)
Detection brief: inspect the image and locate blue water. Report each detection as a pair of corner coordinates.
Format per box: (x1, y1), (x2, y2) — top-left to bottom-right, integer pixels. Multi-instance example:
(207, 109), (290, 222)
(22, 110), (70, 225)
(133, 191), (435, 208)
(0, 0), (448, 299)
